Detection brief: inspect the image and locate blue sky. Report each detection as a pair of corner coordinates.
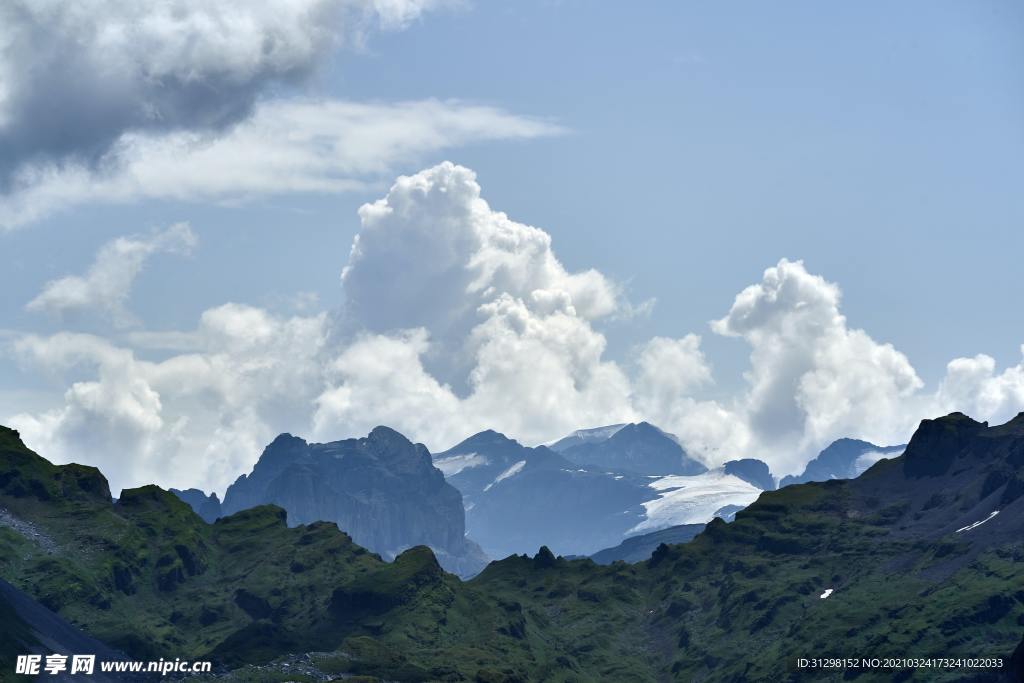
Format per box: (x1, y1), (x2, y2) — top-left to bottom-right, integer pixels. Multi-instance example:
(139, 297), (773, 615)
(2, 1), (1022, 493)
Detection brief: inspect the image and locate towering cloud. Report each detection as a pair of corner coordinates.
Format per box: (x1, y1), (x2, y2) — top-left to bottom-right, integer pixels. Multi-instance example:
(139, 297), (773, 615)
(319, 162), (635, 444)
(708, 259), (926, 472)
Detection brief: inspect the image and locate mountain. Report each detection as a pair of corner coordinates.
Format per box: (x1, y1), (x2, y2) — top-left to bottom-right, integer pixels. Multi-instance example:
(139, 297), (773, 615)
(779, 437), (905, 487)
(169, 487), (222, 523)
(435, 429), (761, 558)
(722, 458), (775, 490)
(557, 422), (708, 476)
(2, 413), (1022, 680)
(590, 523), (706, 564)
(435, 430), (653, 558)
(221, 427), (487, 577)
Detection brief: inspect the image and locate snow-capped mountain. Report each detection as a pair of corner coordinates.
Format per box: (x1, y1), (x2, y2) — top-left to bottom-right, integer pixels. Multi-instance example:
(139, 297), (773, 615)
(434, 430), (652, 558)
(435, 424), (771, 558)
(553, 421), (708, 476)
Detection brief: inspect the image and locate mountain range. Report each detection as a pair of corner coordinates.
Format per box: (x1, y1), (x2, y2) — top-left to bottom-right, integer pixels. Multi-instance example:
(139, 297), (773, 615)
(169, 422), (889, 567)
(1, 413), (1023, 680)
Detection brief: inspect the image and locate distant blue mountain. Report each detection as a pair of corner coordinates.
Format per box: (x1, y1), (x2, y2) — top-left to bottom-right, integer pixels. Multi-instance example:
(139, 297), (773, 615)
(435, 430), (653, 558)
(169, 488), (221, 523)
(780, 438), (905, 488)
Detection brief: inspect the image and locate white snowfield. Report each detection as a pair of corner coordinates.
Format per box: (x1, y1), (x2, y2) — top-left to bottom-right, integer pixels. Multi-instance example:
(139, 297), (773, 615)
(955, 510), (999, 534)
(433, 452), (489, 477)
(820, 588), (834, 599)
(484, 460), (526, 491)
(630, 471), (762, 533)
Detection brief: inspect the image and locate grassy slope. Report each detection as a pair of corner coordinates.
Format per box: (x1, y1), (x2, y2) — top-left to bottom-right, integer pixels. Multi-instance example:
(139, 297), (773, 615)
(1, 419), (1022, 682)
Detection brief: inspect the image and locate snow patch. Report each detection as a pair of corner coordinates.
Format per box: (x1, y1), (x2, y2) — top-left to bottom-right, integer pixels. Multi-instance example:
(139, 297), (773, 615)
(820, 588), (833, 599)
(955, 510), (999, 534)
(569, 424), (626, 442)
(630, 472), (762, 533)
(434, 452), (489, 477)
(484, 460), (526, 491)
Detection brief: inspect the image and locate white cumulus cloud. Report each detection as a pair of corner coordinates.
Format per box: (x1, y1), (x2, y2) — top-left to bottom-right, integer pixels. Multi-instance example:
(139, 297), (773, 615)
(935, 348), (1024, 427)
(707, 258), (925, 473)
(10, 305), (329, 495)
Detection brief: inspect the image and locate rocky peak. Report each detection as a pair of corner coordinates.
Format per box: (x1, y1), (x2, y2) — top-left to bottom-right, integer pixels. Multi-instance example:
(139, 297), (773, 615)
(723, 458), (775, 490)
(220, 428), (487, 577)
(903, 412), (987, 478)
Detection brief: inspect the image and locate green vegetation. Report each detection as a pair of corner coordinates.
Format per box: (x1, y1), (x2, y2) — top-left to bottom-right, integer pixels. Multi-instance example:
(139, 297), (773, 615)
(1, 417), (1022, 681)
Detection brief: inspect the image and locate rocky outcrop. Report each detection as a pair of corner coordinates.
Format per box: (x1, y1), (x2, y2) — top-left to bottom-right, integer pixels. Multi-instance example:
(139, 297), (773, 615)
(222, 427), (487, 577)
(723, 458), (775, 491)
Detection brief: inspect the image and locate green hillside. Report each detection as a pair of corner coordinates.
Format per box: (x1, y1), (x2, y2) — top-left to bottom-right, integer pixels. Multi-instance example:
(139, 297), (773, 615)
(1, 416), (1022, 682)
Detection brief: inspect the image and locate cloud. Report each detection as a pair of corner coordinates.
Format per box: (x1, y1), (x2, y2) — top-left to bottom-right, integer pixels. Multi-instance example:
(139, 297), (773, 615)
(1, 99), (562, 228)
(370, 0), (464, 30)
(936, 347), (1024, 426)
(320, 162), (634, 443)
(0, 0), (460, 191)
(10, 305), (329, 495)
(26, 223), (196, 325)
(9, 163), (635, 491)
(314, 329), (466, 447)
(707, 259), (926, 472)
(7, 165), (1024, 494)
(337, 162), (613, 385)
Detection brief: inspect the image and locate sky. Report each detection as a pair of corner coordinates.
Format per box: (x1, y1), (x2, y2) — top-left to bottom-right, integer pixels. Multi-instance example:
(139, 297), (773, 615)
(1, 1), (1023, 495)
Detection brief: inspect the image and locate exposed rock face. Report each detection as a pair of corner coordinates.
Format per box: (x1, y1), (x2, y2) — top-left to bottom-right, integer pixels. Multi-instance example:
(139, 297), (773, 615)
(779, 438), (905, 488)
(559, 422), (708, 476)
(723, 458), (775, 491)
(222, 427), (487, 577)
(170, 488), (222, 523)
